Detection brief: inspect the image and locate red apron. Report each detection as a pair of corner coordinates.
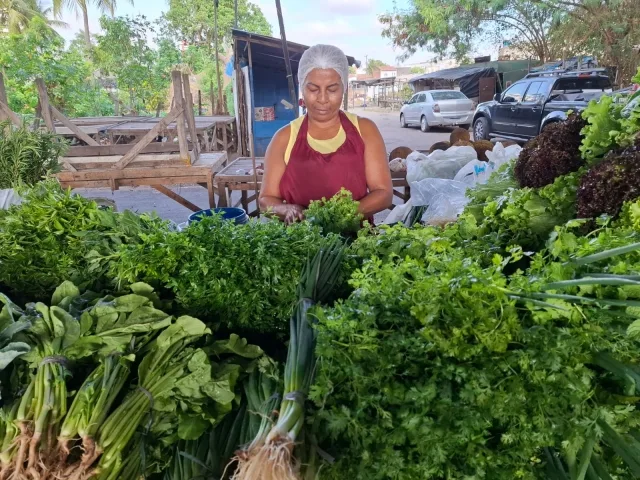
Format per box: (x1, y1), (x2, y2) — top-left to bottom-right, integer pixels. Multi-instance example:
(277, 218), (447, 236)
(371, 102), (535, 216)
(279, 111), (367, 208)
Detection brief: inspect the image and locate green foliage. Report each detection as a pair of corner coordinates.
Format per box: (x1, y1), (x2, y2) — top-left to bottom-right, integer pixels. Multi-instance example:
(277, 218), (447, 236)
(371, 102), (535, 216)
(0, 122), (66, 189)
(0, 181), (168, 302)
(365, 59), (386, 75)
(580, 95), (625, 162)
(94, 15), (180, 114)
(379, 0), (556, 62)
(0, 17), (111, 117)
(111, 215), (338, 333)
(163, 0), (272, 47)
(305, 189), (363, 236)
(465, 168), (583, 250)
(313, 228), (639, 479)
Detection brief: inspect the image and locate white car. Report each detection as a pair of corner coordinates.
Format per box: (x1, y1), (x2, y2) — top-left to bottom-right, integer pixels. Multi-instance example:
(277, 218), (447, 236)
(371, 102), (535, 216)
(400, 90), (475, 132)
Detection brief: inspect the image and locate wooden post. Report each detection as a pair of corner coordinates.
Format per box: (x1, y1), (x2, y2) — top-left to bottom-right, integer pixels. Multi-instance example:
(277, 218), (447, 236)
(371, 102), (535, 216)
(171, 71), (190, 163)
(182, 73), (200, 159)
(198, 90), (203, 116)
(275, 0), (298, 118)
(35, 79), (55, 132)
(0, 72), (8, 122)
(247, 40), (259, 213)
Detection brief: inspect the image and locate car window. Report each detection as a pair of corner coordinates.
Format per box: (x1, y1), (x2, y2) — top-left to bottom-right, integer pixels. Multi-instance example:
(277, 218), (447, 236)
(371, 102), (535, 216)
(408, 94), (419, 104)
(501, 82), (528, 103)
(430, 91), (468, 101)
(417, 93), (427, 103)
(523, 82), (544, 103)
(554, 77), (612, 91)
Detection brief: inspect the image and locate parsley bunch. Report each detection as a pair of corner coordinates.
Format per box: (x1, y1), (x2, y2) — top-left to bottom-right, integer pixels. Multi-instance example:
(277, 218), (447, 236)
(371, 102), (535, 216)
(305, 189), (363, 236)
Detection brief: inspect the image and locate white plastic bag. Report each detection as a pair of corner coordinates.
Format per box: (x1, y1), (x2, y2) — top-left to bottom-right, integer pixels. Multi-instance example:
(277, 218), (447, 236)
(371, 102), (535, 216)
(453, 142), (523, 186)
(383, 199), (413, 225)
(406, 146), (477, 184)
(0, 189), (22, 210)
(410, 178), (469, 226)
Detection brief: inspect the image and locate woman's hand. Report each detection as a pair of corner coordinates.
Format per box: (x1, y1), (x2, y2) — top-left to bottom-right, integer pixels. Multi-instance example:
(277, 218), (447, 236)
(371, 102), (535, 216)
(278, 204), (305, 225)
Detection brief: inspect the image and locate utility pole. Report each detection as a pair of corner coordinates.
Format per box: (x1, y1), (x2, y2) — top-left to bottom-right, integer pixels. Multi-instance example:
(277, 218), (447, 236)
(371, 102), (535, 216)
(275, 0), (298, 118)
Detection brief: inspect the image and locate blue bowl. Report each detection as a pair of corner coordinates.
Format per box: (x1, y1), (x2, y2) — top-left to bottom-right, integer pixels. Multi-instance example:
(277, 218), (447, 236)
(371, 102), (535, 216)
(188, 207), (249, 225)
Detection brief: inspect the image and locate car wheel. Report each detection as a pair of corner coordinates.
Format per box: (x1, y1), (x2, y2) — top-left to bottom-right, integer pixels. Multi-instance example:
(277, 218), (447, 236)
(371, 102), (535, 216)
(420, 116), (430, 133)
(400, 114), (407, 128)
(473, 117), (490, 141)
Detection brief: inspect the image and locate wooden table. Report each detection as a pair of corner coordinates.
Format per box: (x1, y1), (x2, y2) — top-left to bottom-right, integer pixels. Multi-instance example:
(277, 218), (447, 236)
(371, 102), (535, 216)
(103, 116), (237, 153)
(55, 124), (114, 142)
(57, 152), (228, 212)
(214, 157), (410, 217)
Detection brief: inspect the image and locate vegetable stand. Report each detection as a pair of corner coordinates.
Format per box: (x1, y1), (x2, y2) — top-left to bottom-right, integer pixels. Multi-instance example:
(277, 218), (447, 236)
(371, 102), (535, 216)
(214, 157), (410, 216)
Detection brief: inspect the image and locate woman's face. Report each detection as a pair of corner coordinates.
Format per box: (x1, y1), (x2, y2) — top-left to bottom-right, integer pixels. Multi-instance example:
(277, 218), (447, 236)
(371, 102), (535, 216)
(302, 68), (344, 122)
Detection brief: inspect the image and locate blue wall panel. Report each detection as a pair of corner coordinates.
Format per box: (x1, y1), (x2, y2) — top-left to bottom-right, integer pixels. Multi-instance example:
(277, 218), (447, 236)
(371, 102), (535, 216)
(252, 64), (298, 156)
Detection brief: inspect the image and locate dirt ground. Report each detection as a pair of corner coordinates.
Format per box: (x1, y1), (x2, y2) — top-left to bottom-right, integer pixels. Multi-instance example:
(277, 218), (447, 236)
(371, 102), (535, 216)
(73, 109), (453, 224)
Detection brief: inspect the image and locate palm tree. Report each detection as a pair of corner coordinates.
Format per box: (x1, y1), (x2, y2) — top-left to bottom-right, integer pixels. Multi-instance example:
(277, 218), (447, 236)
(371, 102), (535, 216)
(54, 0), (133, 49)
(0, 0), (66, 34)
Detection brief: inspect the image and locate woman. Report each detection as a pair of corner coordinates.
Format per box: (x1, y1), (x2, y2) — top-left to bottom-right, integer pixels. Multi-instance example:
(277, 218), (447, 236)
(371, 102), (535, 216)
(259, 44), (393, 224)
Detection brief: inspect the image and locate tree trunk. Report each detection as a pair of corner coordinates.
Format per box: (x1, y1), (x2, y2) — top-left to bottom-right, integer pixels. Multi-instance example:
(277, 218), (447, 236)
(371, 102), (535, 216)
(82, 4), (91, 49)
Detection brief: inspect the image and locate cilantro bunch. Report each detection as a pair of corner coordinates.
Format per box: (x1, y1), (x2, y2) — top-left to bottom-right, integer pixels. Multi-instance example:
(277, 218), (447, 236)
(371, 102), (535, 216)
(305, 188), (363, 236)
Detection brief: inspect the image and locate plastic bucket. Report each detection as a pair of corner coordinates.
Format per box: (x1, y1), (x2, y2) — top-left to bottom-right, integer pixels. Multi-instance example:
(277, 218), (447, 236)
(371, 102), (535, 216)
(188, 207), (249, 225)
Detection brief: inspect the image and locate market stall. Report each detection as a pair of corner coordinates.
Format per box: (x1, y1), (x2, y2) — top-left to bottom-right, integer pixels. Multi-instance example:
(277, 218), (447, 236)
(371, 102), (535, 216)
(214, 157), (410, 216)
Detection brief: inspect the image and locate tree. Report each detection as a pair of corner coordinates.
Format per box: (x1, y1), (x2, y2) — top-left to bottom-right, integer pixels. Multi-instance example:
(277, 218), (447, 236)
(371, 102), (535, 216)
(0, 16), (112, 116)
(0, 0), (66, 34)
(164, 0), (271, 113)
(410, 66), (424, 74)
(164, 0), (272, 47)
(539, 0), (640, 84)
(94, 15), (179, 115)
(366, 58), (386, 75)
(379, 0), (557, 62)
(52, 0), (134, 49)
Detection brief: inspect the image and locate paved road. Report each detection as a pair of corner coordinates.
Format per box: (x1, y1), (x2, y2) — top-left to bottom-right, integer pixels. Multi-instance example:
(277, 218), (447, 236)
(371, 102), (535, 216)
(74, 109), (453, 223)
(352, 107), (451, 153)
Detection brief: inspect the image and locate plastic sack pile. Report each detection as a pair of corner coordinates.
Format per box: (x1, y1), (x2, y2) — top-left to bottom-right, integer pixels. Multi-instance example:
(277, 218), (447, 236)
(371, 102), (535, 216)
(385, 142), (522, 226)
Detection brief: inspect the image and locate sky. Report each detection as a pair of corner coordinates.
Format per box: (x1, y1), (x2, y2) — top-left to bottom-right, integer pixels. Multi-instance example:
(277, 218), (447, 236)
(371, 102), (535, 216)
(56, 0), (449, 66)
(58, 0), (498, 65)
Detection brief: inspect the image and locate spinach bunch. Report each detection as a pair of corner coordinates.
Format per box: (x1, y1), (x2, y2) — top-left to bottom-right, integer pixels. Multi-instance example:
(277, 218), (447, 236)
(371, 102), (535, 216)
(0, 182), (167, 302)
(112, 215), (338, 333)
(312, 233), (638, 479)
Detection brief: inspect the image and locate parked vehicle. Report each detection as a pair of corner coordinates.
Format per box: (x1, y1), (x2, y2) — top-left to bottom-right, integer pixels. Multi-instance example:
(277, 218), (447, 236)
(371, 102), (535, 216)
(400, 90), (475, 132)
(472, 69), (612, 142)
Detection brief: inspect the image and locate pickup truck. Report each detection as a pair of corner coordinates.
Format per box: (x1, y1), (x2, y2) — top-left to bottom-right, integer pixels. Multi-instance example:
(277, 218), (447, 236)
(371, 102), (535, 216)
(472, 70), (613, 142)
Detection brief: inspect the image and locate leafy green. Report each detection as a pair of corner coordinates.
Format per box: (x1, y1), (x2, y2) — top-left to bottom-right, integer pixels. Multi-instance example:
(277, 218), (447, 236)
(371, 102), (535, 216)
(312, 230), (639, 479)
(0, 121), (66, 189)
(305, 188), (364, 236)
(0, 181), (168, 302)
(580, 95), (624, 162)
(111, 214), (338, 333)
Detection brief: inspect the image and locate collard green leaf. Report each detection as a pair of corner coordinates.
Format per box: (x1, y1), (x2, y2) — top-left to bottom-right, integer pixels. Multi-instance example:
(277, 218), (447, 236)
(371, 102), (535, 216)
(177, 413), (209, 441)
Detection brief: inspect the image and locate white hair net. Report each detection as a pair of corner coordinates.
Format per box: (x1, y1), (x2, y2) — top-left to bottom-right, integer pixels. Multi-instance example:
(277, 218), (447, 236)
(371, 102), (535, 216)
(298, 44), (349, 91)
